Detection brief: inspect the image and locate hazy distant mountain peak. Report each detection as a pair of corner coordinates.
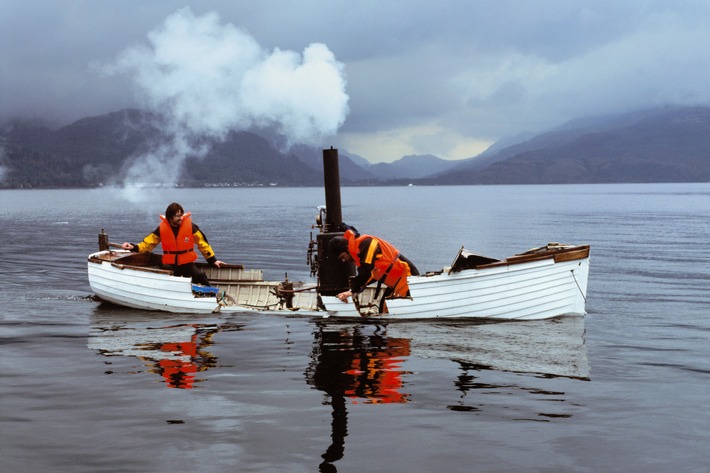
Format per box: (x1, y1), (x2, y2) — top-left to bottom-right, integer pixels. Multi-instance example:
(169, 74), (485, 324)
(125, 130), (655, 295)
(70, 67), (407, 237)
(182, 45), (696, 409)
(431, 105), (710, 184)
(3, 105), (710, 187)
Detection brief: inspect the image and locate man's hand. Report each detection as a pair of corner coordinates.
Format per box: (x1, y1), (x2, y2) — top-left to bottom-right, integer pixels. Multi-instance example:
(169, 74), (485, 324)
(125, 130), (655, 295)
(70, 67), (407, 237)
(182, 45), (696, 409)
(336, 290), (353, 302)
(121, 242), (134, 250)
(214, 260), (225, 268)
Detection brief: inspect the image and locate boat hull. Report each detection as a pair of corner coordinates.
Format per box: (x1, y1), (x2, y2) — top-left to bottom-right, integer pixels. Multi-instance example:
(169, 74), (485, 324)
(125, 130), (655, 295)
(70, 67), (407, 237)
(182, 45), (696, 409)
(321, 254), (589, 320)
(88, 244), (589, 320)
(88, 254), (223, 314)
(87, 250), (319, 314)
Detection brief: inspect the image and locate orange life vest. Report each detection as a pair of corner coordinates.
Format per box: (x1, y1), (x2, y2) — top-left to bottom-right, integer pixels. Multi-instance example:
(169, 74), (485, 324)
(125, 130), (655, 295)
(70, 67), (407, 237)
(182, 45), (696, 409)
(344, 229), (412, 298)
(159, 213), (197, 266)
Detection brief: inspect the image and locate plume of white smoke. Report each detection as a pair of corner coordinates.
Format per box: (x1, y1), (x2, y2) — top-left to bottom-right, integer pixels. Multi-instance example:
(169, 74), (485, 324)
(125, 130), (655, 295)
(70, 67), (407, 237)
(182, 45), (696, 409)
(105, 7), (348, 197)
(0, 144), (7, 184)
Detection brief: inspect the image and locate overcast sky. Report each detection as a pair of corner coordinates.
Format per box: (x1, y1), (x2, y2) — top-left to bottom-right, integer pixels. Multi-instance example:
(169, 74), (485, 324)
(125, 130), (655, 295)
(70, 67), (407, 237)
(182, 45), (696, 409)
(2, 1), (710, 163)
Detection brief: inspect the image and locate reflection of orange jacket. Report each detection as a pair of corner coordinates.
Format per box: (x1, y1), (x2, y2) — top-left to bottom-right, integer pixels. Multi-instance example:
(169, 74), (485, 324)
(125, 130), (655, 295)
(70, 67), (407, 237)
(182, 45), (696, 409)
(159, 359), (197, 389)
(344, 229), (412, 297)
(159, 213), (197, 266)
(159, 338), (198, 389)
(344, 338), (410, 403)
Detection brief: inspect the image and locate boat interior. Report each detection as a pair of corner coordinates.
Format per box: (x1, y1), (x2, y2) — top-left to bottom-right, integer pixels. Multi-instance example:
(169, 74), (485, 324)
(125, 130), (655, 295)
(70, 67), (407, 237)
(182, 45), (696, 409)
(448, 244), (590, 273)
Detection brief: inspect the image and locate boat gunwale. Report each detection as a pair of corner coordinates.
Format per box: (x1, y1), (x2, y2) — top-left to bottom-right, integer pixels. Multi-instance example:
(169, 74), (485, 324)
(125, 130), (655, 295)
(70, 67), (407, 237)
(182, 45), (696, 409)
(472, 245), (590, 271)
(88, 251), (248, 278)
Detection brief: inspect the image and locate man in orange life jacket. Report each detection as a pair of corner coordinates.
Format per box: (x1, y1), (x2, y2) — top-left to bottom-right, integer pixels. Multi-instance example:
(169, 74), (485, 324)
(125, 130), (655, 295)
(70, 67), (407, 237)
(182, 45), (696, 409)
(329, 225), (419, 305)
(121, 203), (224, 286)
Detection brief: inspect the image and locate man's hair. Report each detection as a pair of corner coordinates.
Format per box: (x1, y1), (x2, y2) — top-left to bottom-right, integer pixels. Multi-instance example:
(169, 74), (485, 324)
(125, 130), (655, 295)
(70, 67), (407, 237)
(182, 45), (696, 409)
(165, 202), (184, 220)
(329, 236), (348, 256)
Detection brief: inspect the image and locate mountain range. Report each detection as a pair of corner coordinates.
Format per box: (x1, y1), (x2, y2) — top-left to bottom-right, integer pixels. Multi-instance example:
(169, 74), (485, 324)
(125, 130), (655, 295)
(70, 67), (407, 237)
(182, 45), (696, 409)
(2, 105), (710, 188)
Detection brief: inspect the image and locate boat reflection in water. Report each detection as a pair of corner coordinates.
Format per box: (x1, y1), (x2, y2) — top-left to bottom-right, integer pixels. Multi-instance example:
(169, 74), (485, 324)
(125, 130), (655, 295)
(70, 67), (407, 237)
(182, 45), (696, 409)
(88, 307), (242, 389)
(305, 324), (412, 403)
(305, 316), (589, 471)
(388, 315), (590, 380)
(305, 323), (411, 472)
(387, 316), (590, 416)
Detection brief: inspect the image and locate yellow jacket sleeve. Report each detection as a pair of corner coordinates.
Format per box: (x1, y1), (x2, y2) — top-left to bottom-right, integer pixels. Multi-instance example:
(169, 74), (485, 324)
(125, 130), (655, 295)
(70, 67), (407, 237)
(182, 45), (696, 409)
(194, 230), (216, 262)
(136, 232), (160, 253)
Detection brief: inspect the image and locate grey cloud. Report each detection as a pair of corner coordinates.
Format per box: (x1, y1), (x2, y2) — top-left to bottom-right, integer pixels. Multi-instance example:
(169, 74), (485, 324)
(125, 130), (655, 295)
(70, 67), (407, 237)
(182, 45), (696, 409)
(3, 0), (710, 160)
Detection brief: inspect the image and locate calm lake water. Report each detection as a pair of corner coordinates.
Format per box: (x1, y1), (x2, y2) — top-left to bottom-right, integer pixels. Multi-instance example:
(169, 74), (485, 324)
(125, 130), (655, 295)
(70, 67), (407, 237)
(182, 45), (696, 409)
(1, 183), (709, 472)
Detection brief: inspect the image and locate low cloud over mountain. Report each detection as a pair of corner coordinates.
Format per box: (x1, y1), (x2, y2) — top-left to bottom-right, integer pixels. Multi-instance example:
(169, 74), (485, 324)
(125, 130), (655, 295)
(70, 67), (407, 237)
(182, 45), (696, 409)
(2, 106), (710, 188)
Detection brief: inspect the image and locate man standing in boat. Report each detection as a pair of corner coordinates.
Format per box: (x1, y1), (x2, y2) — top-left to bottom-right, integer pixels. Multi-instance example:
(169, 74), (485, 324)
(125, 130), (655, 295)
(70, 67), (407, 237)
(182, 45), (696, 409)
(121, 202), (224, 286)
(329, 226), (419, 307)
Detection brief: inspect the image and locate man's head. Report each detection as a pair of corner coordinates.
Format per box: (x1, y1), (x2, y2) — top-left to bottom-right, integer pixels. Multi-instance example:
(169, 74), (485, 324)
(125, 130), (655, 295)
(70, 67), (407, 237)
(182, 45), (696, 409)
(165, 202), (185, 227)
(329, 236), (352, 263)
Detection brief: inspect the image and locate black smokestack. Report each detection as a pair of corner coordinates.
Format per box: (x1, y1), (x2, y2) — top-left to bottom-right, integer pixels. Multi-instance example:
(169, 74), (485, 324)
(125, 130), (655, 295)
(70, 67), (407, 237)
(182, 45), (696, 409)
(317, 147), (354, 295)
(322, 147), (342, 231)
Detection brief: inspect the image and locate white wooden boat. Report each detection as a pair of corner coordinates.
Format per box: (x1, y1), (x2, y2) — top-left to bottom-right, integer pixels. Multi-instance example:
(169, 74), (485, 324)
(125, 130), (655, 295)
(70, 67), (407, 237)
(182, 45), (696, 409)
(87, 249), (320, 314)
(87, 242), (589, 320)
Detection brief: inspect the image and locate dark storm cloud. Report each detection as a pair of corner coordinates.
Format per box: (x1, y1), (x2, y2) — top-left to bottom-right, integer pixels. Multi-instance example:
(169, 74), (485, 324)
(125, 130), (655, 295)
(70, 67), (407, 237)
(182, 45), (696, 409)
(3, 0), (710, 162)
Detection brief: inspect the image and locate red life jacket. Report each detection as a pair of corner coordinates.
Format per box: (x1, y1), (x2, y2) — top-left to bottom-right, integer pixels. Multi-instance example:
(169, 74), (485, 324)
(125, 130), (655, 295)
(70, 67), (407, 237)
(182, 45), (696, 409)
(159, 213), (197, 266)
(344, 229), (412, 297)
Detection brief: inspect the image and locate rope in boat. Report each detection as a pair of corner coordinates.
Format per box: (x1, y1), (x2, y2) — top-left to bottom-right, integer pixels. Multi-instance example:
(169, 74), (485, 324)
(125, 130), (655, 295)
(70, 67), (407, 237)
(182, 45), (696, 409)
(238, 302), (283, 309)
(277, 285), (318, 293)
(571, 269), (587, 302)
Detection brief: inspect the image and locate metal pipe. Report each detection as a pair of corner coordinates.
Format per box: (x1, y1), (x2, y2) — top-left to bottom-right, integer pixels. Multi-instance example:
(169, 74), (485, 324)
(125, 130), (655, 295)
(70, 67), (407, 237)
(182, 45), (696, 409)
(322, 147), (342, 232)
(316, 147), (354, 295)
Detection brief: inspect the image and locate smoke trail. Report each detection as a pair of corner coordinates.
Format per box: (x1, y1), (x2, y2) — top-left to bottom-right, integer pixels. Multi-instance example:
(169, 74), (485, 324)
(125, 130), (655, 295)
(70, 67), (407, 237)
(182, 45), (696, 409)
(105, 7), (349, 194)
(0, 144), (7, 184)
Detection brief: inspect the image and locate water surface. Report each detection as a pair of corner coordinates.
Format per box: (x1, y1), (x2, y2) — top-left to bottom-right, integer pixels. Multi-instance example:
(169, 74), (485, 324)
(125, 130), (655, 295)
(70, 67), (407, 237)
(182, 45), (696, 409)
(1, 183), (709, 472)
